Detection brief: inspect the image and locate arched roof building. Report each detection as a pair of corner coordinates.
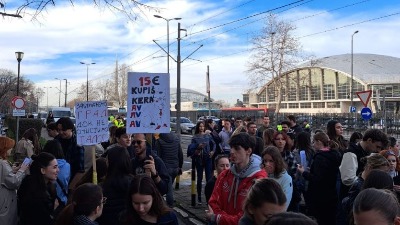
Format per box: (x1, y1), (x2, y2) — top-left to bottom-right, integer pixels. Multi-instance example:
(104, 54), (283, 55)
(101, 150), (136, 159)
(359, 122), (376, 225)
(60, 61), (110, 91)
(244, 53), (400, 113)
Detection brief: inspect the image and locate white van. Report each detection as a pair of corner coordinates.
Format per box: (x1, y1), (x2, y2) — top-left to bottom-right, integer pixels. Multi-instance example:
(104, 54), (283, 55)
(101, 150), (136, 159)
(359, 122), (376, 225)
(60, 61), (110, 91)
(48, 107), (73, 123)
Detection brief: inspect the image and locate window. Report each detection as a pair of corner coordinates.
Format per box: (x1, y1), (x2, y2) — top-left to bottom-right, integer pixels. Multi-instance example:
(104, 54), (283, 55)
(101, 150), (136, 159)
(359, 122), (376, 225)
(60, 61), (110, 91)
(300, 103), (311, 108)
(337, 73), (350, 99)
(259, 90), (266, 102)
(324, 84), (335, 100)
(313, 102), (325, 108)
(243, 94), (249, 104)
(280, 103), (287, 109)
(268, 85), (275, 102)
(327, 102), (340, 108)
(288, 103), (298, 108)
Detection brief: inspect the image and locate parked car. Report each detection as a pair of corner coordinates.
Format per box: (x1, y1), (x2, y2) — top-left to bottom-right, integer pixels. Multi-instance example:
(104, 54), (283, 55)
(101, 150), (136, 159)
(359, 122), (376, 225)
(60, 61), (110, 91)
(170, 117), (195, 134)
(197, 115), (220, 123)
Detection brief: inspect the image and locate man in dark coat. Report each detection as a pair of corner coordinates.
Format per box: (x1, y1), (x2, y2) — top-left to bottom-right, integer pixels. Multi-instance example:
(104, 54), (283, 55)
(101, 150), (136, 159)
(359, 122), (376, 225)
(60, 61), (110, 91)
(155, 132), (183, 207)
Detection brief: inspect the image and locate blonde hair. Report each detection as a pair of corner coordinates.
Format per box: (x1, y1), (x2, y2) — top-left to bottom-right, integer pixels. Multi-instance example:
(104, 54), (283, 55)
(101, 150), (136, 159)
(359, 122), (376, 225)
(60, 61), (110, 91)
(362, 153), (390, 170)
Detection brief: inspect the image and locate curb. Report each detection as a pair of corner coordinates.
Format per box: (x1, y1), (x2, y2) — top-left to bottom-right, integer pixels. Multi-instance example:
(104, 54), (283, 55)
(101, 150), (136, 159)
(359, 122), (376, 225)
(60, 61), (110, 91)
(174, 204), (207, 225)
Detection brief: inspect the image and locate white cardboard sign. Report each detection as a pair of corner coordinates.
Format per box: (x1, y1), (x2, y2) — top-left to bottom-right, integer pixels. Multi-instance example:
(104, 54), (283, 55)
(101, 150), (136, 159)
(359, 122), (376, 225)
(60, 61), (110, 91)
(75, 101), (109, 145)
(127, 72), (170, 133)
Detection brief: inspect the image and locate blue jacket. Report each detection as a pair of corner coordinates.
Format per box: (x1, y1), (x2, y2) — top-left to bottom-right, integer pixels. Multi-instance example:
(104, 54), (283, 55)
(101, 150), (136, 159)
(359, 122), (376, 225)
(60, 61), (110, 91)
(56, 159), (70, 204)
(158, 211), (179, 225)
(187, 133), (215, 157)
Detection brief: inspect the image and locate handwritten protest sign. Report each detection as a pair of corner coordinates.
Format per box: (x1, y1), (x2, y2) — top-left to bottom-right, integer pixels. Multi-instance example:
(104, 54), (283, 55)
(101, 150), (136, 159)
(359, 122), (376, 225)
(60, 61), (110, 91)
(127, 72), (170, 133)
(75, 101), (109, 145)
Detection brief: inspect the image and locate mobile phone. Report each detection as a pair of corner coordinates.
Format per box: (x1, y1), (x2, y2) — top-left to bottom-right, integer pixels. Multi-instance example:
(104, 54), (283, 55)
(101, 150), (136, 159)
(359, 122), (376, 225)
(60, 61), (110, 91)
(145, 155), (151, 164)
(22, 157), (32, 165)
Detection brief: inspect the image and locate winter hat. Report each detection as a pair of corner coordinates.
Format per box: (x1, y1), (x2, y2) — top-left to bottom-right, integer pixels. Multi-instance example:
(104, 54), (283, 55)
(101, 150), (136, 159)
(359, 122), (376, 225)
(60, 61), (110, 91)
(0, 137), (15, 154)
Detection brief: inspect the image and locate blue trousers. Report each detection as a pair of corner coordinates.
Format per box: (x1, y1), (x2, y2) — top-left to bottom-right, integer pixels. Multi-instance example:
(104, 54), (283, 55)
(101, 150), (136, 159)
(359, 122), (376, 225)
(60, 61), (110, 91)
(195, 156), (212, 202)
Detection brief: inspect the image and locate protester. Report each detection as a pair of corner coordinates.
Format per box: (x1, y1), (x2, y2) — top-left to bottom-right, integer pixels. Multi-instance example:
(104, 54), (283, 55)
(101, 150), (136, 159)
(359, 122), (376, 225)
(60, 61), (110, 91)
(119, 174), (179, 225)
(155, 132), (183, 207)
(42, 140), (71, 206)
(353, 188), (400, 225)
(74, 157), (108, 189)
(239, 178), (286, 225)
(297, 132), (341, 225)
(219, 118), (233, 154)
(47, 122), (59, 139)
(247, 122), (264, 156)
(205, 154), (230, 203)
(97, 146), (133, 225)
(100, 125), (117, 150)
(261, 146), (293, 210)
(18, 152), (59, 225)
(262, 128), (275, 148)
(55, 117), (85, 180)
(188, 121), (216, 204)
(13, 128), (41, 163)
(131, 133), (170, 195)
(266, 212), (318, 225)
(341, 154), (390, 224)
(56, 183), (104, 225)
(239, 179), (287, 225)
(0, 137), (29, 225)
(326, 120), (348, 153)
(256, 115), (272, 138)
(349, 131), (363, 149)
(207, 133), (267, 225)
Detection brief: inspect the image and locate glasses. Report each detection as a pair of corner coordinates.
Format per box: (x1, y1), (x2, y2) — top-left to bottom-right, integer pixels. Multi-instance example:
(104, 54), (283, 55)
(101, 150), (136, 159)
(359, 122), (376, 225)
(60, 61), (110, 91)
(101, 197), (107, 205)
(133, 140), (146, 145)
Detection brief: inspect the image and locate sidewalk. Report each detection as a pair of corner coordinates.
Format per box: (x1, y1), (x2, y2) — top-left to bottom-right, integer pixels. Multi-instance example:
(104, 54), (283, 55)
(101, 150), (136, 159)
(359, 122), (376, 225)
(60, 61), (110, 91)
(173, 170), (207, 225)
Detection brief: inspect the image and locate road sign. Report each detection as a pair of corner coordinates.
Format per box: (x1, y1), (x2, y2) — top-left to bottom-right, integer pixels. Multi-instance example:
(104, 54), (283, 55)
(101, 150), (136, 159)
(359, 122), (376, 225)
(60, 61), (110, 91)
(11, 96), (25, 109)
(349, 106), (356, 113)
(12, 109), (26, 117)
(356, 90), (372, 107)
(361, 107), (372, 120)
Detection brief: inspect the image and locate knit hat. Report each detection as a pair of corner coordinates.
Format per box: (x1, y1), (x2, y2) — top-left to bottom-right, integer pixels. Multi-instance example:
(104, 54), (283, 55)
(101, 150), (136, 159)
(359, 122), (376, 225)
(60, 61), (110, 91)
(0, 137), (15, 154)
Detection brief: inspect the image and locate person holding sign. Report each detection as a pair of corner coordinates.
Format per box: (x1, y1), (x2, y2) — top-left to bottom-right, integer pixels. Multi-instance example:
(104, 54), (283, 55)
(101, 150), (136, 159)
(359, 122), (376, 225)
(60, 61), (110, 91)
(55, 117), (85, 182)
(131, 133), (169, 195)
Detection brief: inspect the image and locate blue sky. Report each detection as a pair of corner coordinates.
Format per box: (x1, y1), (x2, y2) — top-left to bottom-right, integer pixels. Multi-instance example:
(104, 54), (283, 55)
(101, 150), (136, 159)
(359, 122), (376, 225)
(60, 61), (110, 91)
(1, 0), (400, 106)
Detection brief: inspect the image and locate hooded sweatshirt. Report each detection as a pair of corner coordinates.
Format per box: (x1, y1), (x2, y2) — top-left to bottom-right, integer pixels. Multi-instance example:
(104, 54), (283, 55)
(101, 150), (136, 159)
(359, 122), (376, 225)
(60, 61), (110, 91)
(155, 133), (183, 170)
(208, 154), (267, 225)
(56, 159), (70, 205)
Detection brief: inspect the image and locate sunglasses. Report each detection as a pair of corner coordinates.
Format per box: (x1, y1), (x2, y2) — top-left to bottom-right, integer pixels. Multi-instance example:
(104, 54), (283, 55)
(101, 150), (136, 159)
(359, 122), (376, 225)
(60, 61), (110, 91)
(133, 140), (146, 145)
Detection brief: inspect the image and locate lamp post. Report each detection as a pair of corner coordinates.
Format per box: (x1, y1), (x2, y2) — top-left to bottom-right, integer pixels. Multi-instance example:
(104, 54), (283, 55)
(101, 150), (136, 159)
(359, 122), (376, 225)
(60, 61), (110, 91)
(63, 79), (67, 107)
(55, 78), (62, 106)
(154, 15), (181, 73)
(80, 62), (95, 101)
(44, 87), (53, 111)
(15, 51), (24, 142)
(350, 30), (359, 118)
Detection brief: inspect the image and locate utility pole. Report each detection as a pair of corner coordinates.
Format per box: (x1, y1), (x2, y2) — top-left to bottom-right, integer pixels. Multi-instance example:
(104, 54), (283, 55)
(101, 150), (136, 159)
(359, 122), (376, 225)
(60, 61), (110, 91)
(64, 79), (67, 107)
(207, 65), (211, 117)
(176, 22), (182, 136)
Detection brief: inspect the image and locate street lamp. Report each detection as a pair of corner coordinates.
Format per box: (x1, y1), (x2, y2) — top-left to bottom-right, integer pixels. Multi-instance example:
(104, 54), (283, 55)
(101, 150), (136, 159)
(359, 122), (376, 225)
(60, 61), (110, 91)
(63, 79), (67, 107)
(55, 78), (62, 106)
(44, 87), (53, 111)
(80, 62), (96, 101)
(15, 52), (24, 96)
(350, 30), (359, 117)
(154, 15), (181, 73)
(15, 51), (24, 142)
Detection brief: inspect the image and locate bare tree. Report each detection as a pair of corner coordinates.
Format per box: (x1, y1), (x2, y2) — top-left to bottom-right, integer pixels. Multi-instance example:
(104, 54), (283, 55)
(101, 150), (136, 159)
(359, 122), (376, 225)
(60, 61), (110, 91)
(247, 13), (305, 114)
(0, 0), (159, 21)
(0, 69), (38, 113)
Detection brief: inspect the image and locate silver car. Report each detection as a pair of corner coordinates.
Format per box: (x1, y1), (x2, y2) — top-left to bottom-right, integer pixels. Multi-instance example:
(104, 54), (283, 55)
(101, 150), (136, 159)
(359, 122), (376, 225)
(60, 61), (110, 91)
(170, 117), (195, 134)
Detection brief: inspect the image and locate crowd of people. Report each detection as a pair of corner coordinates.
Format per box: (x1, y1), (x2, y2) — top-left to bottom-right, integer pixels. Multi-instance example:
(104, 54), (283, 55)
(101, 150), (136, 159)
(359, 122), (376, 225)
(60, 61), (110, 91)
(1, 114), (400, 225)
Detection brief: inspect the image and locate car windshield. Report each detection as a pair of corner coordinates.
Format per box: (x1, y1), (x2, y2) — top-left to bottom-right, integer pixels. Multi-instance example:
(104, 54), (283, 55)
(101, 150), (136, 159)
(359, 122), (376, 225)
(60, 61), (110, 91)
(180, 118), (192, 123)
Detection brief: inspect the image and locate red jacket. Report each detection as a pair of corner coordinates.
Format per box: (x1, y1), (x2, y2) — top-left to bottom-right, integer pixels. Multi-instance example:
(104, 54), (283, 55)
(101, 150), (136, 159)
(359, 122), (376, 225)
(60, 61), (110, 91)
(209, 155), (267, 225)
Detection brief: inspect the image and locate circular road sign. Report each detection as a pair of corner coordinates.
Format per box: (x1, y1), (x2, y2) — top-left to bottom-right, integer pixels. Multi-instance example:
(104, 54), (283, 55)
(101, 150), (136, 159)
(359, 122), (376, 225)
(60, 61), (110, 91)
(12, 96), (25, 109)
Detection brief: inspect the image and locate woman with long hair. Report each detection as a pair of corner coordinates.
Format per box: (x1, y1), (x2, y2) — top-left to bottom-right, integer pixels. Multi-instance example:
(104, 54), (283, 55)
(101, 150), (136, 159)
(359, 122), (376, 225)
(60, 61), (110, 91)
(326, 120), (348, 153)
(261, 146), (293, 210)
(56, 183), (104, 225)
(0, 137), (29, 225)
(18, 152), (59, 225)
(297, 132), (341, 225)
(239, 178), (287, 225)
(42, 140), (70, 206)
(120, 174), (178, 225)
(97, 146), (133, 225)
(205, 118), (223, 171)
(13, 128), (41, 163)
(205, 154), (230, 203)
(187, 121), (215, 204)
(272, 131), (296, 176)
(74, 157), (108, 189)
(263, 128), (275, 148)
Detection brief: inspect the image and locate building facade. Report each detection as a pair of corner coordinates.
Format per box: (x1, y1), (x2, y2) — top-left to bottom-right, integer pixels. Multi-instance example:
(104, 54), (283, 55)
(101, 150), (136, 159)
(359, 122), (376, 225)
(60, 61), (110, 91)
(244, 54), (400, 114)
